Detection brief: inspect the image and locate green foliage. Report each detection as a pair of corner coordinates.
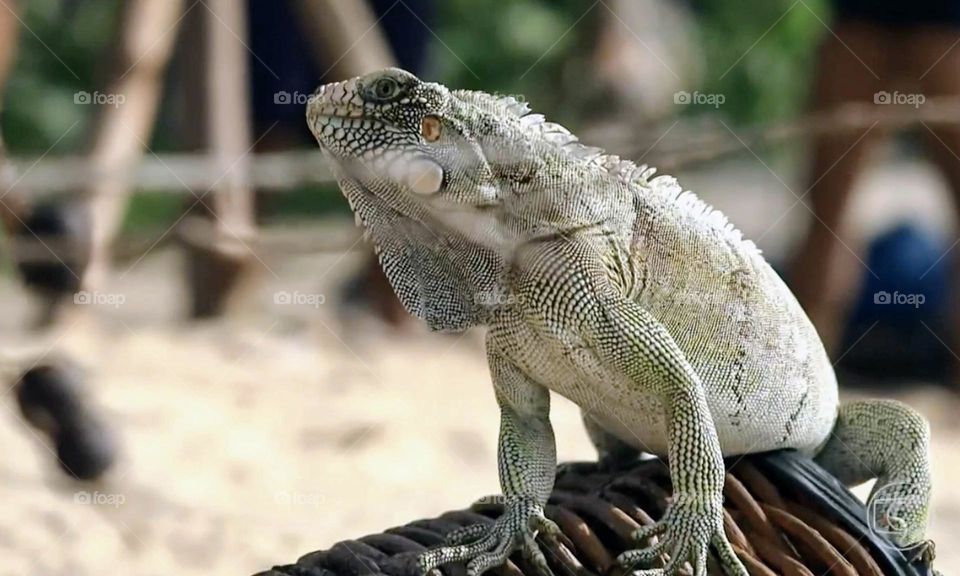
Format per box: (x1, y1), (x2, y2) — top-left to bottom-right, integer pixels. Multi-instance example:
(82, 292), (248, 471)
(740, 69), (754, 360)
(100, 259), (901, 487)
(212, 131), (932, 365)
(3, 0), (835, 150)
(265, 183), (354, 221)
(120, 191), (185, 235)
(432, 0), (831, 124)
(2, 0), (122, 153)
(0, 0), (833, 230)
(431, 0), (598, 120)
(694, 0), (830, 122)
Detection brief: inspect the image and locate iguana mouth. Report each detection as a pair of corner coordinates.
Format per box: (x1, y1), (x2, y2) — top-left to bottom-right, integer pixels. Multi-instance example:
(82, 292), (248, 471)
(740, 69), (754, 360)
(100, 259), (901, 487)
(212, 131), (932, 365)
(308, 107), (370, 156)
(308, 79), (365, 119)
(311, 107), (365, 120)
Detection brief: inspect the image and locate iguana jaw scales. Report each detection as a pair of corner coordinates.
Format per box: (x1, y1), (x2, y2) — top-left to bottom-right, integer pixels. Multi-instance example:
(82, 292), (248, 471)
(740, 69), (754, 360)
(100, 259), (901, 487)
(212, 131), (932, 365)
(309, 89), (441, 196)
(307, 70), (510, 331)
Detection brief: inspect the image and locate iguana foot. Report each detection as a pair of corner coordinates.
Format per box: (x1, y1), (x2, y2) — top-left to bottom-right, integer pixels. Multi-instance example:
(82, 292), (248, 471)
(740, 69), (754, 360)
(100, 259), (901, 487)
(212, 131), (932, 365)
(816, 400), (932, 557)
(617, 496), (747, 576)
(418, 497), (560, 576)
(903, 539), (936, 565)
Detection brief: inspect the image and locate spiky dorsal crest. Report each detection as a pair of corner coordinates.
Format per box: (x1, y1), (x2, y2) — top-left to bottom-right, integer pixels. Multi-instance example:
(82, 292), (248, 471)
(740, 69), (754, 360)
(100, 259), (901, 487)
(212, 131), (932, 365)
(654, 177), (760, 256)
(454, 91), (759, 257)
(495, 95), (759, 256)
(501, 99), (661, 188)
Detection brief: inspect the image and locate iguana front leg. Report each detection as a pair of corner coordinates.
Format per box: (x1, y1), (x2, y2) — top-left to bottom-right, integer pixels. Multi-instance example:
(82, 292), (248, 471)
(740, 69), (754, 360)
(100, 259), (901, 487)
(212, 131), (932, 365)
(591, 298), (747, 576)
(418, 352), (561, 576)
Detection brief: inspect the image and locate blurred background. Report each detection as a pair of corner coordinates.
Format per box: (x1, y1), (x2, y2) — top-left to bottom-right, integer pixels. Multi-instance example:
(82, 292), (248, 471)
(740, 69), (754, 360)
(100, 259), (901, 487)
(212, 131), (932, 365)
(0, 0), (959, 573)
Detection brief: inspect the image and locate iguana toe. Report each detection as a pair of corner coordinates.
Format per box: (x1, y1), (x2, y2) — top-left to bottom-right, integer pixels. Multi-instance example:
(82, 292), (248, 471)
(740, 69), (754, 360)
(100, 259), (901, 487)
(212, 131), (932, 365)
(418, 497), (557, 576)
(904, 539), (936, 565)
(445, 523), (490, 546)
(616, 498), (748, 576)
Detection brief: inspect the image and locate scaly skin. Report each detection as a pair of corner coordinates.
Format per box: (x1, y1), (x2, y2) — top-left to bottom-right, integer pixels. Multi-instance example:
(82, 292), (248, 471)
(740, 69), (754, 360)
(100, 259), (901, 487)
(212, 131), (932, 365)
(306, 68), (936, 575)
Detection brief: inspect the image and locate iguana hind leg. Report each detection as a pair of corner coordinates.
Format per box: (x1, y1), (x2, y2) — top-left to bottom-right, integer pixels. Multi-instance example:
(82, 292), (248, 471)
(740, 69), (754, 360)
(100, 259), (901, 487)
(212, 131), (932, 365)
(814, 399), (933, 562)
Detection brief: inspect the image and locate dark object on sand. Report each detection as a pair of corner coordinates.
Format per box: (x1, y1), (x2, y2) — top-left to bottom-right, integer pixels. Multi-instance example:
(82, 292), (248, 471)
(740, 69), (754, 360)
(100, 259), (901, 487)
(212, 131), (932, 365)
(15, 361), (117, 480)
(10, 201), (92, 297)
(257, 452), (932, 576)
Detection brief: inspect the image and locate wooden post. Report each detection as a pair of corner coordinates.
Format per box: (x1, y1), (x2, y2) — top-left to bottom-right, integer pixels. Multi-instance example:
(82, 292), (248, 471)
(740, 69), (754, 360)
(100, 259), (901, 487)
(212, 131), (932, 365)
(292, 0), (409, 324)
(179, 0), (258, 318)
(205, 0), (256, 245)
(80, 0), (186, 293)
(291, 0), (395, 78)
(0, 0), (20, 234)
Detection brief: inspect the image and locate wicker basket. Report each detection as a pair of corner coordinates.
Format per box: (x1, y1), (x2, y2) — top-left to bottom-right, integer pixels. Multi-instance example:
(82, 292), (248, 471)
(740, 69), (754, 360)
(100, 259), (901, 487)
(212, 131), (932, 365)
(257, 451), (934, 576)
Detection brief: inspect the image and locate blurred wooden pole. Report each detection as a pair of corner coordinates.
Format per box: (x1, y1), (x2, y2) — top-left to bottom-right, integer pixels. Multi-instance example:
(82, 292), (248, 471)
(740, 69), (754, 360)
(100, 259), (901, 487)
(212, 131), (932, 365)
(206, 0), (255, 239)
(291, 0), (395, 78)
(0, 0), (20, 231)
(179, 0), (258, 318)
(0, 0), (18, 97)
(81, 0), (185, 295)
(292, 0), (409, 324)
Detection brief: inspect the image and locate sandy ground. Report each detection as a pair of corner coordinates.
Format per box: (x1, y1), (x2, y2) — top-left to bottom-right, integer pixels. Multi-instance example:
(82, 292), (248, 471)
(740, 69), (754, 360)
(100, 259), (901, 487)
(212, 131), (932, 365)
(0, 245), (605, 576)
(1, 158), (959, 575)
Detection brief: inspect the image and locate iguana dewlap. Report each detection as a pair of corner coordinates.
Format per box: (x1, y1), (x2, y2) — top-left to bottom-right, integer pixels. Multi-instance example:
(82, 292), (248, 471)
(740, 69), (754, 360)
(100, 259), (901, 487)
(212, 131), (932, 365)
(307, 68), (935, 576)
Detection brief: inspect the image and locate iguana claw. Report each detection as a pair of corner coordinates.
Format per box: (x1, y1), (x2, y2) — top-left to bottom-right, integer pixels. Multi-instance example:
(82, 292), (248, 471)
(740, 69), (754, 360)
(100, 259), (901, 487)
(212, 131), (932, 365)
(616, 497), (747, 576)
(904, 539), (936, 566)
(418, 497), (559, 576)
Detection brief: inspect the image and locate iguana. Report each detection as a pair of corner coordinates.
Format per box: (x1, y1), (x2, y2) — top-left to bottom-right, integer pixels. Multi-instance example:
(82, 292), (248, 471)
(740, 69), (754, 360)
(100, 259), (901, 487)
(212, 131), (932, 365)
(306, 68), (935, 576)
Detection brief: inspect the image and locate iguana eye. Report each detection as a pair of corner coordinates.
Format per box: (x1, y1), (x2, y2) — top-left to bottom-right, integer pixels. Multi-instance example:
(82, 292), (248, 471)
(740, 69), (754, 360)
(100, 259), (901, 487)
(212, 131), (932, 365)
(371, 77), (400, 101)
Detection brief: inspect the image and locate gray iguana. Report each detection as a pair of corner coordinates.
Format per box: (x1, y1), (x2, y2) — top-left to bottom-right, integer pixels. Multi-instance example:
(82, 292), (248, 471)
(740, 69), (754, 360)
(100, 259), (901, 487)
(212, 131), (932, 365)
(306, 68), (934, 576)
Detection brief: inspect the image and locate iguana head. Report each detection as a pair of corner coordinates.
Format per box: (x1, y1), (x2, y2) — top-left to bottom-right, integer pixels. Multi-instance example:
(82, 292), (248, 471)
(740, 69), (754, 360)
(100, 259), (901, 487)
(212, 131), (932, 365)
(307, 68), (645, 330)
(307, 68), (514, 331)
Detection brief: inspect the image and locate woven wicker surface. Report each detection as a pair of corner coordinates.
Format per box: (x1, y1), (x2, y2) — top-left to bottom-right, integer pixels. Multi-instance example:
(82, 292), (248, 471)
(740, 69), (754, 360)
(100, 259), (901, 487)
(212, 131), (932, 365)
(257, 451), (933, 576)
